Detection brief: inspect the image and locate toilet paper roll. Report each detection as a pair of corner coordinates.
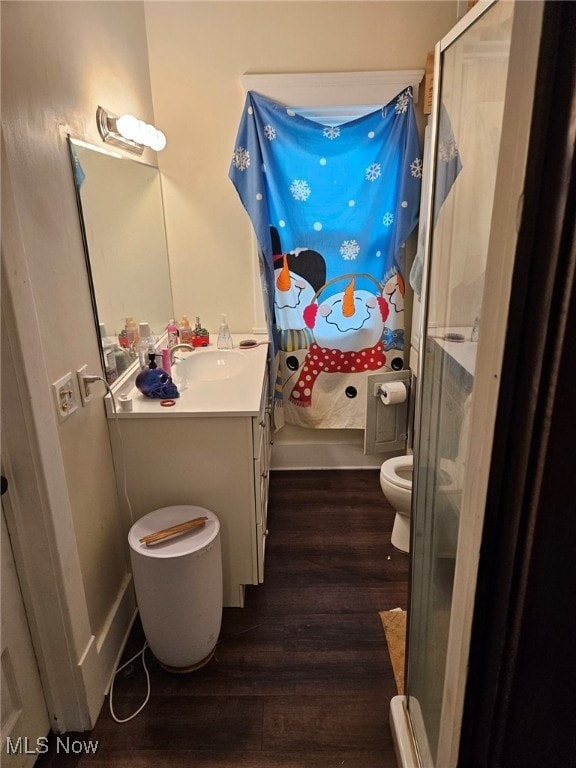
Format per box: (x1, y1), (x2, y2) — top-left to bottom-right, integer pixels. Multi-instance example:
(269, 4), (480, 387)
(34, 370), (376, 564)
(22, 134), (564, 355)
(380, 381), (407, 406)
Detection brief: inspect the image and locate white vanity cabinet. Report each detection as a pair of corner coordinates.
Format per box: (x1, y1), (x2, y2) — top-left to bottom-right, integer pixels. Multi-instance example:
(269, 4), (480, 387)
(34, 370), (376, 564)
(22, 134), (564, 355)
(107, 341), (272, 607)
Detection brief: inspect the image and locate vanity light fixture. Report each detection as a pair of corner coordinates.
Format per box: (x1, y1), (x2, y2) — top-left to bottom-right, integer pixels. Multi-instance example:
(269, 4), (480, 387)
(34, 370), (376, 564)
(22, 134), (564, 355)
(96, 106), (167, 155)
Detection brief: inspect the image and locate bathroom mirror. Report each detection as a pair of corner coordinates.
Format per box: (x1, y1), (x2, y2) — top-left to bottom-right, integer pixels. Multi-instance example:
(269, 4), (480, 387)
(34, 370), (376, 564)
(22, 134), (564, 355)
(68, 138), (174, 367)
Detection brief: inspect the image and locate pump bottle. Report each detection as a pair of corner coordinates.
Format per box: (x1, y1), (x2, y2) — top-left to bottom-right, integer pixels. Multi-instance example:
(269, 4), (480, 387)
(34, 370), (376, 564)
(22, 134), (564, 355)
(217, 314), (233, 350)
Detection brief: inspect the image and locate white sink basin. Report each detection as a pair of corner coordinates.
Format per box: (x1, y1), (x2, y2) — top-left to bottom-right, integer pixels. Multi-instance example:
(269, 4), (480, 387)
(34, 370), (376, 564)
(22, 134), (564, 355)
(175, 349), (247, 382)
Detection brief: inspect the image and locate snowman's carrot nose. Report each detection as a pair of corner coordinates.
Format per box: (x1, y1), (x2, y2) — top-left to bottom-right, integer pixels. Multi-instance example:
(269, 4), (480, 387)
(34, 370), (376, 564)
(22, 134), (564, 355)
(276, 255), (291, 291)
(343, 278), (356, 317)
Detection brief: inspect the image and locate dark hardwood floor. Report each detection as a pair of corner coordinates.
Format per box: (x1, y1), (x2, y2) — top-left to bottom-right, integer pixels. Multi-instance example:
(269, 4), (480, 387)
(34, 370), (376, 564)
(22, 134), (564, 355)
(37, 469), (409, 767)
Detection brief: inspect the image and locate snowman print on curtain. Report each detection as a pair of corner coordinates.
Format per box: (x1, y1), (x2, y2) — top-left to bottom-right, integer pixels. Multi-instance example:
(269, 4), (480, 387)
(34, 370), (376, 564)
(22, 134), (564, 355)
(230, 88), (421, 429)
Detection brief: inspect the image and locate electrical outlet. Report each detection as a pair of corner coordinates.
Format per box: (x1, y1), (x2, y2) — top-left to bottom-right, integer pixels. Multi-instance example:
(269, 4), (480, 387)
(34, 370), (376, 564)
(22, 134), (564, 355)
(76, 364), (93, 405)
(52, 373), (78, 419)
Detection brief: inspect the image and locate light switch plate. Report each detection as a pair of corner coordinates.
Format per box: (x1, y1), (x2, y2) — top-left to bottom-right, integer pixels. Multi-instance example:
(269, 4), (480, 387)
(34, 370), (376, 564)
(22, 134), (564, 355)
(52, 372), (78, 419)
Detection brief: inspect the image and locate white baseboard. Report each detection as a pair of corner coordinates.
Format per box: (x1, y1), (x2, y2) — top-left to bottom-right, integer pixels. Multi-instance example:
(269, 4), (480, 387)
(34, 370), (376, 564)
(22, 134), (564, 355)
(270, 440), (383, 470)
(77, 575), (137, 727)
(270, 428), (390, 470)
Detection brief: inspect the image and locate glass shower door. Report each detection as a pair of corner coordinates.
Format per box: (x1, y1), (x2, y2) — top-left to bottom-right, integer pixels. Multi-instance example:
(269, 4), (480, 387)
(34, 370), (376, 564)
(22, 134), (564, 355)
(407, 2), (513, 764)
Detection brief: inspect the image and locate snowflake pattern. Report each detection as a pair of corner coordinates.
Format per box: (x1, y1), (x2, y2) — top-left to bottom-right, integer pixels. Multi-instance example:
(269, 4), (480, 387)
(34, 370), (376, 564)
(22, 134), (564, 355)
(382, 212), (394, 227)
(438, 138), (459, 163)
(395, 91), (410, 115)
(340, 240), (360, 260)
(264, 124), (276, 141)
(410, 157), (423, 178)
(365, 162), (381, 182)
(323, 126), (341, 141)
(232, 146), (250, 171)
(290, 179), (312, 202)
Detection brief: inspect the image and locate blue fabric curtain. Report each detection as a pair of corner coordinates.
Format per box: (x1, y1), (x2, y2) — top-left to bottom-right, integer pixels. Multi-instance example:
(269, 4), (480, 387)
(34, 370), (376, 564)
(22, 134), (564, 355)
(230, 88), (421, 428)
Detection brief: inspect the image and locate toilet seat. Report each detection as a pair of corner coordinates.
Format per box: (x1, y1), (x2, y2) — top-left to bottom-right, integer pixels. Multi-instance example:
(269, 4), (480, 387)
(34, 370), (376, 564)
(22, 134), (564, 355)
(380, 455), (461, 494)
(380, 455), (413, 490)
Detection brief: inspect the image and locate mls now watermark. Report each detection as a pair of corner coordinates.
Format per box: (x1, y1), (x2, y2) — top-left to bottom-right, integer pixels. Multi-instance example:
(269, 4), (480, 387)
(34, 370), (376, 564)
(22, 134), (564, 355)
(6, 736), (99, 756)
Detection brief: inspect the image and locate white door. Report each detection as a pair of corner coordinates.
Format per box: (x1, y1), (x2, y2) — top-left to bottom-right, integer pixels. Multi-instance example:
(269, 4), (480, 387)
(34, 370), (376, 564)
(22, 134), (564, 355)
(1, 489), (50, 767)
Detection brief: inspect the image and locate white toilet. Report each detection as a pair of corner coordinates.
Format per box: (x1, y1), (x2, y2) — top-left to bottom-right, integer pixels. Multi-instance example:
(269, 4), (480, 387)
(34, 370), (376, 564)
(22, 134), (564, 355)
(380, 455), (414, 553)
(380, 395), (471, 553)
(380, 454), (465, 553)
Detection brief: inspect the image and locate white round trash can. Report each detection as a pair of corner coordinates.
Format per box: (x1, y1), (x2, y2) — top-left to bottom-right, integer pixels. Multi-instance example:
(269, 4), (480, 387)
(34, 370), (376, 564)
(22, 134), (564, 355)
(128, 505), (222, 673)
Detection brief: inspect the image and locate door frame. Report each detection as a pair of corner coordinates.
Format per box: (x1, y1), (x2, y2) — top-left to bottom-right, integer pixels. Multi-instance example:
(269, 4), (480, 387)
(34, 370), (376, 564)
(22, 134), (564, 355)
(458, 1), (576, 764)
(433, 1), (547, 764)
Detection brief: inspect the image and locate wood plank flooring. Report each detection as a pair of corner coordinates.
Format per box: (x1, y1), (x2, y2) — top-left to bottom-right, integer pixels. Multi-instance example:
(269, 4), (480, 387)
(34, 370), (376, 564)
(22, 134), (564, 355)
(37, 469), (409, 767)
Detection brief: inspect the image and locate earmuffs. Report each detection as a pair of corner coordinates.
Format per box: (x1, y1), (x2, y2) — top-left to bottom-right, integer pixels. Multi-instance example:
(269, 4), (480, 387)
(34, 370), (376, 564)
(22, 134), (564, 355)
(303, 273), (389, 329)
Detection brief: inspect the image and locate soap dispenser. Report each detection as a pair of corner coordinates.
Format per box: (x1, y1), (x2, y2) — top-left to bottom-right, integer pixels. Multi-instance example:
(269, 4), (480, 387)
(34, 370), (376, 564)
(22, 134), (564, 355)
(217, 314), (233, 350)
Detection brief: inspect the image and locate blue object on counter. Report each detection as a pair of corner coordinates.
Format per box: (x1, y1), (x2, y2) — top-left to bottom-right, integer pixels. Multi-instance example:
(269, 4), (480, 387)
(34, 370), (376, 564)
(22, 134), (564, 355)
(136, 367), (180, 399)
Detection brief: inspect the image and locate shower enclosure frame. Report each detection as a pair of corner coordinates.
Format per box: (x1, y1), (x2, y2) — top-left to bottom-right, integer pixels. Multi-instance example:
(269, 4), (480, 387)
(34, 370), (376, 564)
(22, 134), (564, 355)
(390, 1), (548, 766)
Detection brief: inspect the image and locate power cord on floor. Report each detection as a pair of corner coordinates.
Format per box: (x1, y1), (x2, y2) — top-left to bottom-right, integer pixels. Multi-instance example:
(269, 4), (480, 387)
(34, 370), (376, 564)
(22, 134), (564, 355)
(108, 640), (151, 723)
(81, 373), (150, 722)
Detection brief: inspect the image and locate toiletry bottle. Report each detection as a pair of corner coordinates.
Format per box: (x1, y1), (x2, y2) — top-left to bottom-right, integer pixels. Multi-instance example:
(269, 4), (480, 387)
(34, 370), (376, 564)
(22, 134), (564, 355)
(217, 314), (233, 350)
(161, 348), (171, 375)
(124, 316), (139, 353)
(179, 315), (194, 344)
(138, 322), (155, 368)
(167, 319), (179, 348)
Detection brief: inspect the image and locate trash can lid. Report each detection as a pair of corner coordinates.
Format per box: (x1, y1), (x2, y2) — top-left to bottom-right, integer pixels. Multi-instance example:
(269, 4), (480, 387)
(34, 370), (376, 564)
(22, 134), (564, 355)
(128, 505), (219, 558)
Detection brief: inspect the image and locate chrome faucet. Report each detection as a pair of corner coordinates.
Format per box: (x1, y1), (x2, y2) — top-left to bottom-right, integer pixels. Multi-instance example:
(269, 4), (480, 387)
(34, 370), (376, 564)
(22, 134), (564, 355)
(169, 343), (195, 364)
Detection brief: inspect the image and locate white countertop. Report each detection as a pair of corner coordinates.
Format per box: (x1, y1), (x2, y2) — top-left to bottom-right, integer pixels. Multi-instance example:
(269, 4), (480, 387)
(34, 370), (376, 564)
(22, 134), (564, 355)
(105, 334), (269, 418)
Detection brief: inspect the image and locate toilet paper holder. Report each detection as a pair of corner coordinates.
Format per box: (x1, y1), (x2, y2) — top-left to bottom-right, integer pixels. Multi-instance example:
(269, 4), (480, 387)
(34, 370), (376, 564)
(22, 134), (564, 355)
(372, 380), (410, 398)
(379, 381), (408, 406)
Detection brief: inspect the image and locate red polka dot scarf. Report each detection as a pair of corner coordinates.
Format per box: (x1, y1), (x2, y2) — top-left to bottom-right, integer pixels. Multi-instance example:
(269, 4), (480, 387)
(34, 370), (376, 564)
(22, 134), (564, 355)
(289, 341), (386, 408)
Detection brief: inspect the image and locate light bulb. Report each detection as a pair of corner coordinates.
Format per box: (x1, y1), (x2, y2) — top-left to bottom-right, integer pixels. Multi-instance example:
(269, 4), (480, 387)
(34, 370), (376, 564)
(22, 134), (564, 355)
(135, 120), (148, 145)
(149, 130), (167, 152)
(115, 114), (138, 141)
(142, 123), (157, 146)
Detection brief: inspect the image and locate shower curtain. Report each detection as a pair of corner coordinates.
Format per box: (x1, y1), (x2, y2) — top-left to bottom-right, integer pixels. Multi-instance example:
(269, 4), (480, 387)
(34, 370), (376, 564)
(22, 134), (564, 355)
(229, 88), (421, 429)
